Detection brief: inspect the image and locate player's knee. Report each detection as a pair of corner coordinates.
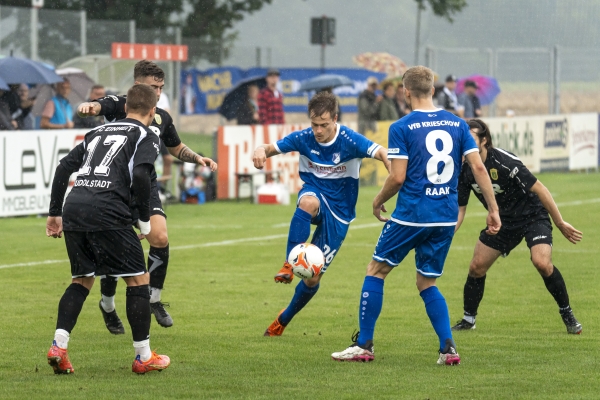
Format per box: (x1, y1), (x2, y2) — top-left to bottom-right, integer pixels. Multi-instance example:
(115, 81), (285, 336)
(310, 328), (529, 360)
(531, 256), (553, 276)
(148, 231), (169, 248)
(298, 196), (320, 217)
(468, 260), (487, 278)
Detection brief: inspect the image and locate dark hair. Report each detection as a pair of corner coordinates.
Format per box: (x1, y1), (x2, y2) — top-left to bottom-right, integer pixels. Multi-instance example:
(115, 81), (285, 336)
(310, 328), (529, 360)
(468, 118), (493, 149)
(126, 84), (157, 115)
(134, 60), (165, 82)
(308, 92), (338, 118)
(402, 66), (434, 98)
(382, 81), (395, 91)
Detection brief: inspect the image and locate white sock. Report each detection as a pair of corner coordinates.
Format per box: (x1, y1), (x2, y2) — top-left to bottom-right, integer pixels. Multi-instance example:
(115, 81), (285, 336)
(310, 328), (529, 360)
(149, 287), (162, 304)
(54, 329), (70, 349)
(133, 339), (152, 362)
(101, 295), (115, 312)
(463, 315), (476, 324)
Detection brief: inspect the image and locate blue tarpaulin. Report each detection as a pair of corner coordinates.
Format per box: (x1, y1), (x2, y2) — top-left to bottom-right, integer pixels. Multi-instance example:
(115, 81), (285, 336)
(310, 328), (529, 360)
(179, 67), (386, 115)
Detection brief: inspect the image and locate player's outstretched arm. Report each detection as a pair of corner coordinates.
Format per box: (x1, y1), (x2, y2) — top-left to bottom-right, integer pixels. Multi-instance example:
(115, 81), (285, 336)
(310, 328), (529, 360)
(530, 180), (582, 244)
(455, 206), (467, 233)
(46, 164), (71, 238)
(77, 101), (101, 117)
(374, 147), (391, 173)
(252, 144), (279, 170)
(168, 143), (217, 171)
(465, 152), (501, 235)
(372, 158), (407, 222)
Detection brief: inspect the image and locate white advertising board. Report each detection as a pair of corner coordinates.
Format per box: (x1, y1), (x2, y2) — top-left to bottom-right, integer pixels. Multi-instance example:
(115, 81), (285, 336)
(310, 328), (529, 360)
(0, 130), (86, 217)
(568, 113), (598, 170)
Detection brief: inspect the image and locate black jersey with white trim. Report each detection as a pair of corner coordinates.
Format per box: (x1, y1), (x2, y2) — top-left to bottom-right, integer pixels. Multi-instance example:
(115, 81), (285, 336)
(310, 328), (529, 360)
(60, 118), (160, 231)
(458, 147), (546, 222)
(96, 95), (182, 148)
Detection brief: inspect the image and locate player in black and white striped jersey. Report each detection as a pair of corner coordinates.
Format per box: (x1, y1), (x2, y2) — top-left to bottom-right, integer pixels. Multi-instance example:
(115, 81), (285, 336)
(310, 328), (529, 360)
(453, 118), (583, 334)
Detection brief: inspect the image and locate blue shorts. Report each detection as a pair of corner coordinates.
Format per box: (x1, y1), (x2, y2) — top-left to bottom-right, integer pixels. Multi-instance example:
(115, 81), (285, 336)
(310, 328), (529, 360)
(372, 222), (455, 278)
(298, 187), (350, 273)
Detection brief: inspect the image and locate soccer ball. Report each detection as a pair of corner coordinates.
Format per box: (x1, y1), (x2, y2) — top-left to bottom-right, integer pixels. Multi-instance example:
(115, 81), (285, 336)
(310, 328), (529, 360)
(288, 243), (325, 279)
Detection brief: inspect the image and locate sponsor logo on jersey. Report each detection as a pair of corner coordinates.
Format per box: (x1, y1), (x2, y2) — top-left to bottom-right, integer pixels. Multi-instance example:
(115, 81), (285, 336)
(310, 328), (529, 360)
(332, 153), (341, 164)
(471, 183), (504, 194)
(74, 179), (112, 188)
(307, 161), (347, 174)
(544, 119), (568, 148)
(154, 114), (162, 125)
(425, 187), (450, 196)
(310, 149), (320, 155)
(150, 126), (160, 137)
(532, 235), (547, 241)
(509, 167), (519, 178)
(153, 143), (160, 154)
(388, 148), (400, 154)
(490, 168), (498, 180)
(428, 114), (437, 117)
(108, 95), (119, 102)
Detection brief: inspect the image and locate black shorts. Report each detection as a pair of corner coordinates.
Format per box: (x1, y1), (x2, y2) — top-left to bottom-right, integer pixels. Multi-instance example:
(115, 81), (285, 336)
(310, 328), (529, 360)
(131, 180), (166, 221)
(64, 229), (147, 278)
(479, 215), (553, 256)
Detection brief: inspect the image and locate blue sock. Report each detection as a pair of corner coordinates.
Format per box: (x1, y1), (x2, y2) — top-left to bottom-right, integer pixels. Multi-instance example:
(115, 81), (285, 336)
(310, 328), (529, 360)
(285, 208), (313, 259)
(420, 286), (454, 351)
(279, 280), (320, 325)
(357, 276), (384, 346)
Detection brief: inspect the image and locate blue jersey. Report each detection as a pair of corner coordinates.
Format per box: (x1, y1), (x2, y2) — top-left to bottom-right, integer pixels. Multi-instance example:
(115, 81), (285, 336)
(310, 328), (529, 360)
(275, 124), (381, 224)
(387, 109), (477, 226)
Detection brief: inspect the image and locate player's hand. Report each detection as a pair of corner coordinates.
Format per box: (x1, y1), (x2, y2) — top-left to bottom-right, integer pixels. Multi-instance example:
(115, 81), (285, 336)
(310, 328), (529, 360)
(202, 157), (218, 171)
(556, 221), (582, 244)
(77, 102), (99, 117)
(373, 203), (388, 222)
(485, 211), (501, 235)
(253, 147), (267, 170)
(46, 216), (63, 238)
(137, 233), (146, 241)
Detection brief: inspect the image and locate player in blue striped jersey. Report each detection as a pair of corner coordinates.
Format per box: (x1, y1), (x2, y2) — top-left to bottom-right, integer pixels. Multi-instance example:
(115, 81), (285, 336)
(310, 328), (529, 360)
(253, 92), (390, 337)
(331, 66), (501, 365)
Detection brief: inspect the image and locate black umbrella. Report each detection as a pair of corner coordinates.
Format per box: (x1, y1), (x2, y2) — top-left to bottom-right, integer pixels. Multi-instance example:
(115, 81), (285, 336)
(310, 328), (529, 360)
(298, 74), (354, 92)
(219, 76), (266, 120)
(0, 56), (63, 85)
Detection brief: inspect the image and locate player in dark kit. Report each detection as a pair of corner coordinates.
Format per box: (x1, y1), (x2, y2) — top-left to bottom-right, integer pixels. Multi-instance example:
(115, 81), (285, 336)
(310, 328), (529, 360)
(453, 118), (583, 334)
(77, 60), (217, 331)
(45, 84), (170, 374)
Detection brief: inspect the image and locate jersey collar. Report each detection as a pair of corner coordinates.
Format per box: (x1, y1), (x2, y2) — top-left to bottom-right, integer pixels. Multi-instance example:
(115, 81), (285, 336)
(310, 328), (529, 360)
(316, 123), (340, 147)
(412, 108), (443, 112)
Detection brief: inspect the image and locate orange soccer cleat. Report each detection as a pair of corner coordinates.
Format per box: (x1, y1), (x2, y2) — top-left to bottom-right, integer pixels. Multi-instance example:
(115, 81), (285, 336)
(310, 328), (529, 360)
(132, 351), (171, 374)
(264, 309), (287, 337)
(274, 262), (294, 284)
(47, 341), (74, 374)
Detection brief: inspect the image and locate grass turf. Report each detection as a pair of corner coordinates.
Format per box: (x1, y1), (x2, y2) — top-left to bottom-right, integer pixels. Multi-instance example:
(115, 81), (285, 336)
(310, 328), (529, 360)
(0, 172), (599, 399)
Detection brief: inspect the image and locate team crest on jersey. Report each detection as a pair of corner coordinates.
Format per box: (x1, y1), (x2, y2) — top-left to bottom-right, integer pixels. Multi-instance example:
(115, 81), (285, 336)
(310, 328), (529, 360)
(332, 152), (341, 164)
(490, 168), (498, 180)
(154, 114), (162, 125)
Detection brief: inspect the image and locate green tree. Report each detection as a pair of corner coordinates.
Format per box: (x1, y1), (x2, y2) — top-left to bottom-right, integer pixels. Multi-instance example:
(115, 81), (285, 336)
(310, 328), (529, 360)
(414, 0), (468, 65)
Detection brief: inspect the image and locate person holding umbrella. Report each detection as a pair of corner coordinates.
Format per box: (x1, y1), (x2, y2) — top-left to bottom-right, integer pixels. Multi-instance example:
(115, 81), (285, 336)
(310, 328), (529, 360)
(459, 80), (482, 119)
(236, 84), (260, 125)
(258, 68), (284, 125)
(41, 79), (74, 129)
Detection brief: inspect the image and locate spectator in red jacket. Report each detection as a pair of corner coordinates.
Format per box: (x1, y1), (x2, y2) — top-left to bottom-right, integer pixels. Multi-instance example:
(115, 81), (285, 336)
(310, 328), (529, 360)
(258, 68), (284, 125)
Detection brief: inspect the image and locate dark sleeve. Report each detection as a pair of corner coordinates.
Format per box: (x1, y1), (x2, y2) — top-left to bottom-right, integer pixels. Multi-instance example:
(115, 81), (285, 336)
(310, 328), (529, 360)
(133, 130), (160, 168)
(48, 164), (71, 216)
(59, 142), (86, 174)
(508, 159), (538, 191)
(473, 96), (481, 110)
(457, 166), (472, 207)
(131, 164), (153, 222)
(160, 112), (182, 148)
(96, 95), (126, 121)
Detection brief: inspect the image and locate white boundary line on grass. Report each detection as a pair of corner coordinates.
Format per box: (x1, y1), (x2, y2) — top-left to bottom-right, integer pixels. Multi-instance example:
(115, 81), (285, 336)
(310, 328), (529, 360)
(2, 197), (598, 271)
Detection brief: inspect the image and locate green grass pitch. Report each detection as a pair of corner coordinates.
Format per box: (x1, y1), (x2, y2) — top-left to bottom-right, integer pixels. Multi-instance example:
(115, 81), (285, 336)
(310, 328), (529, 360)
(0, 172), (599, 399)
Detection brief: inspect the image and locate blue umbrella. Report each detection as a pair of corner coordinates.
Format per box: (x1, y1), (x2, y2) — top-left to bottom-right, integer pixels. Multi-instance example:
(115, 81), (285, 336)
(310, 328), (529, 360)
(298, 74), (354, 92)
(0, 76), (8, 91)
(219, 76), (266, 121)
(0, 56), (63, 85)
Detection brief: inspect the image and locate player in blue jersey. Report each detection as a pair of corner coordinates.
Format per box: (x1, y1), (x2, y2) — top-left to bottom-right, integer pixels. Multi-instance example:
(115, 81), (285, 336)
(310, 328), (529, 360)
(252, 92), (390, 337)
(331, 66), (502, 365)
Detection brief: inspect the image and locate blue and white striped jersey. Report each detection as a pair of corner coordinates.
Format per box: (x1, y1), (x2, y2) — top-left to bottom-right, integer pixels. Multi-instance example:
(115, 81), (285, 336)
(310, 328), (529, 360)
(275, 124), (381, 224)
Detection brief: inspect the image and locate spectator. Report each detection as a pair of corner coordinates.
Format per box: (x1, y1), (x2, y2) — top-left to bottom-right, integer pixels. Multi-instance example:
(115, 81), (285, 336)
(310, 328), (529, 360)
(73, 85), (106, 129)
(358, 76), (381, 133)
(1, 84), (35, 130)
(377, 81), (399, 121)
(459, 80), (482, 119)
(40, 79), (74, 129)
(237, 84), (260, 125)
(258, 68), (284, 125)
(394, 82), (410, 117)
(0, 89), (14, 130)
(437, 74), (462, 116)
(181, 74), (196, 115)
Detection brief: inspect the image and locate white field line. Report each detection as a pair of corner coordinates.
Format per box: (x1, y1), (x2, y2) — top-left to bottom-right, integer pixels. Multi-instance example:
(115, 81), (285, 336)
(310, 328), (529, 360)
(2, 197), (598, 271)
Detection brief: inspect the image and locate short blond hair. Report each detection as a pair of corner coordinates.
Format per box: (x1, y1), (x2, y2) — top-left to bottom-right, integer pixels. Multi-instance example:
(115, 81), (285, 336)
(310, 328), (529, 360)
(402, 66), (434, 98)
